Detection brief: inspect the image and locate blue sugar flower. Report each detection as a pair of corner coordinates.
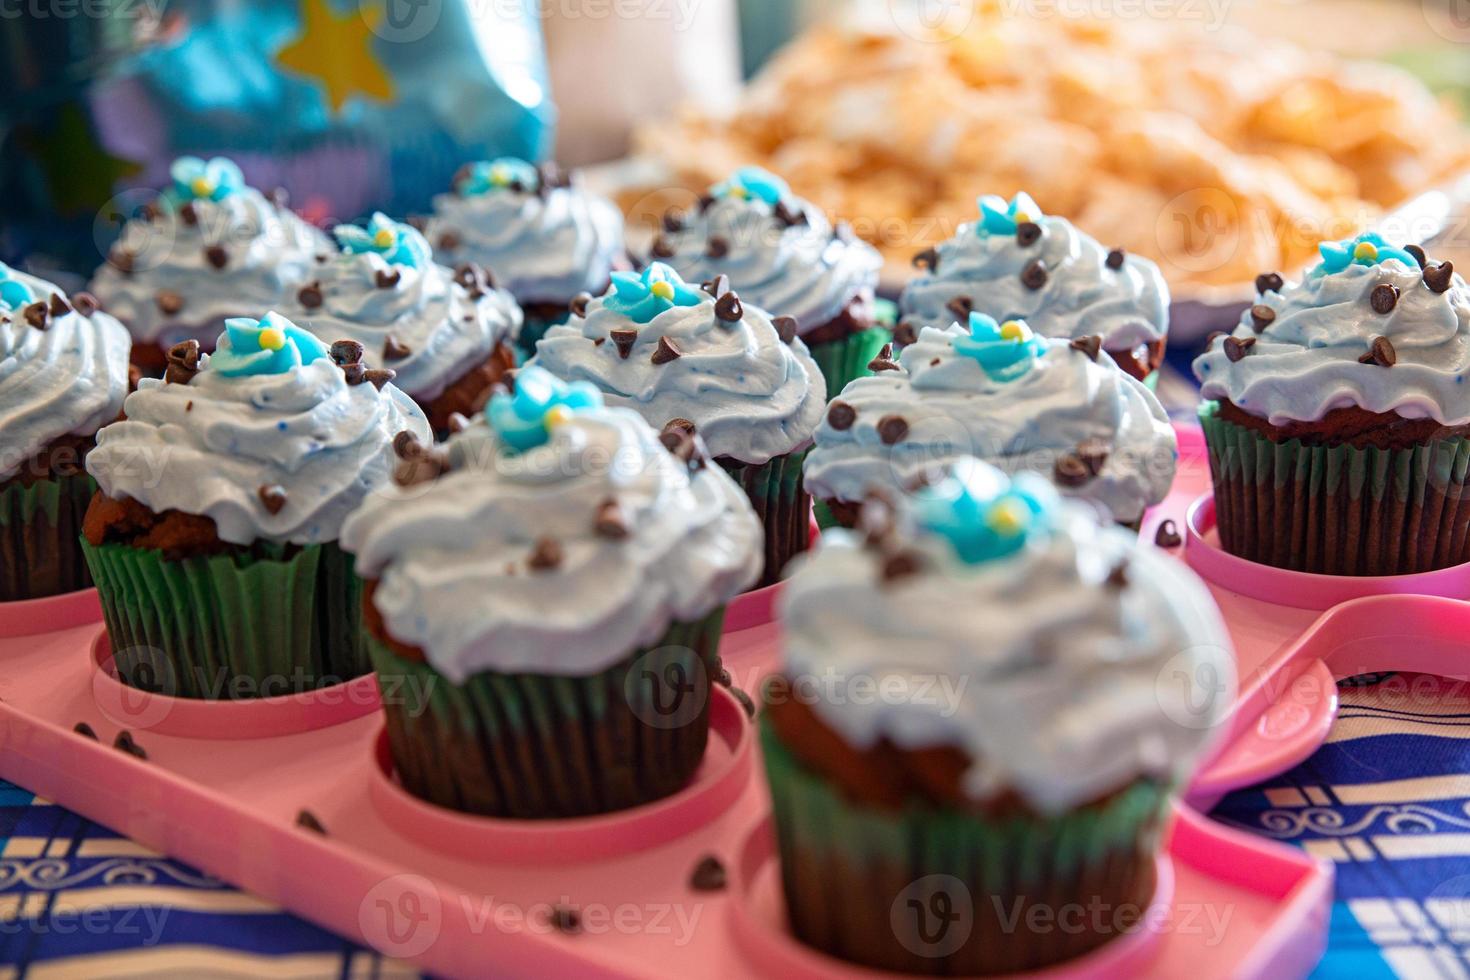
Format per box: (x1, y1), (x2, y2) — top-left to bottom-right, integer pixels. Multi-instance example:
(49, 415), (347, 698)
(334, 213), (432, 270)
(913, 461), (1058, 565)
(488, 366), (603, 453)
(0, 263), (34, 313)
(951, 312), (1044, 381)
(1315, 232), (1420, 275)
(211, 312), (330, 377)
(977, 192), (1042, 236)
(710, 166), (789, 206)
(603, 263), (705, 325)
(169, 156), (245, 203)
(456, 158), (540, 196)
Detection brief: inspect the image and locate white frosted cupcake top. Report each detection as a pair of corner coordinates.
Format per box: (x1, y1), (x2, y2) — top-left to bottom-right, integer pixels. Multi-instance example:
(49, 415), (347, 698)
(529, 263), (827, 464)
(660, 167), (881, 333)
(0, 266), (131, 480)
(899, 193), (1168, 352)
(341, 367), (763, 681)
(89, 157), (329, 347)
(426, 158), (624, 304)
(87, 313), (429, 546)
(280, 214), (522, 403)
(780, 459), (1233, 814)
(1194, 233), (1470, 425)
(803, 316), (1176, 524)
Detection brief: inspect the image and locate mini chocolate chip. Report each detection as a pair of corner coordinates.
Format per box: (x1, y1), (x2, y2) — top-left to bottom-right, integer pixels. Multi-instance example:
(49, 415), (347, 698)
(394, 452), (448, 486)
(569, 292), (592, 317)
(882, 551), (923, 583)
(22, 302), (47, 329)
(297, 282), (323, 308)
(773, 315), (798, 344)
(611, 329), (638, 359)
(690, 855), (727, 891)
(704, 274), (731, 299)
(156, 290), (184, 315)
(1054, 453), (1091, 487)
(374, 268), (402, 289)
(437, 230), (461, 250)
(1249, 305), (1276, 332)
(330, 339), (366, 366)
(113, 731), (146, 760)
(706, 235), (729, 259)
(178, 201), (198, 226)
(71, 291), (101, 316)
(165, 340), (201, 384)
(447, 412), (471, 434)
(140, 201), (160, 222)
(383, 334), (411, 360)
(74, 722), (98, 740)
(827, 400), (857, 430)
(1016, 221), (1042, 246)
(593, 337), (605, 347)
(204, 244), (228, 269)
(1105, 248), (1126, 270)
(258, 484), (288, 515)
(877, 414), (909, 445)
(1106, 562), (1129, 589)
(341, 363), (366, 385)
(1154, 520), (1182, 548)
(775, 200), (807, 228)
(450, 263), (488, 295)
(945, 295), (973, 323)
(868, 343), (900, 373)
(594, 497), (629, 539)
(1370, 283), (1400, 314)
(48, 292), (71, 317)
(892, 320), (918, 346)
(393, 430), (425, 459)
(1255, 271), (1285, 294)
(911, 247), (939, 271)
(1076, 438), (1109, 476)
(296, 810), (327, 835)
(663, 418), (697, 438)
(1424, 261), (1455, 294)
(651, 237), (675, 259)
(651, 335), (682, 365)
(111, 249), (136, 275)
(528, 537), (563, 571)
(662, 208), (685, 233)
(1069, 335), (1102, 361)
(1021, 259), (1048, 290)
(1360, 335), (1396, 367)
(1223, 336), (1255, 362)
(715, 292), (743, 322)
(185, 401), (193, 412)
(363, 368), (396, 390)
(1405, 244), (1428, 269)
(550, 905), (581, 933)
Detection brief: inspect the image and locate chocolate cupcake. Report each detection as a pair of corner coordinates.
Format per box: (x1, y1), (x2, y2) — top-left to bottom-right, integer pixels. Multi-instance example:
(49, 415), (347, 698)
(89, 156), (329, 373)
(805, 314), (1175, 529)
(425, 158), (626, 356)
(81, 313), (430, 698)
(530, 263), (827, 586)
(765, 460), (1233, 975)
(659, 166), (885, 391)
(341, 366), (762, 818)
(1195, 233), (1470, 575)
(281, 213), (522, 435)
(899, 193), (1169, 384)
(0, 265), (131, 601)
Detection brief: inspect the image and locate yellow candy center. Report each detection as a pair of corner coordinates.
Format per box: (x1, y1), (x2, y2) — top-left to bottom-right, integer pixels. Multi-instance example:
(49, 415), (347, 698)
(650, 281), (675, 301)
(373, 228), (396, 248)
(542, 405), (574, 430)
(258, 327), (286, 351)
(1354, 241), (1378, 262)
(1000, 320), (1030, 342)
(731, 186), (749, 200)
(1013, 211), (1032, 224)
(190, 177), (214, 198)
(987, 499), (1028, 535)
(490, 165), (510, 186)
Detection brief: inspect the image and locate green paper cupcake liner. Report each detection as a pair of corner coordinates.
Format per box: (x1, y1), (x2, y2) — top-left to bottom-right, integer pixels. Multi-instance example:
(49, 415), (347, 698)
(807, 327), (893, 395)
(1199, 401), (1470, 575)
(81, 539), (367, 699)
(368, 608), (725, 818)
(0, 473), (96, 602)
(514, 313), (568, 361)
(761, 724), (1168, 976)
(719, 450), (811, 588)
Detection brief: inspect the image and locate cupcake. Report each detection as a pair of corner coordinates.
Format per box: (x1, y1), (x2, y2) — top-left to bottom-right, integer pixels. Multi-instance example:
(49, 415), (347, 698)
(1195, 233), (1470, 575)
(804, 313), (1175, 529)
(341, 366), (762, 817)
(656, 166), (886, 391)
(899, 193), (1169, 384)
(0, 265), (131, 601)
(89, 156), (330, 373)
(530, 263), (827, 587)
(765, 459), (1233, 975)
(281, 213), (522, 435)
(424, 158), (626, 356)
(81, 313), (430, 698)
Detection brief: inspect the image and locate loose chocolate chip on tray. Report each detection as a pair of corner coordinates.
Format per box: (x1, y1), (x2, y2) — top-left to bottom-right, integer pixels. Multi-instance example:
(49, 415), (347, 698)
(74, 722), (98, 740)
(296, 810), (328, 835)
(113, 731), (147, 760)
(1155, 520), (1183, 548)
(690, 855), (727, 891)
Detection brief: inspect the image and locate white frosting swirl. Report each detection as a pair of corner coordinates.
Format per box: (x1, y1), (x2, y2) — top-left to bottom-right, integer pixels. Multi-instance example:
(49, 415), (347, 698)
(341, 410), (763, 681)
(0, 270), (131, 480)
(899, 215), (1169, 351)
(529, 294), (827, 465)
(1194, 259), (1470, 425)
(86, 359), (430, 546)
(803, 326), (1176, 524)
(426, 185), (624, 304)
(663, 197), (881, 332)
(281, 245), (522, 403)
(779, 496), (1234, 814)
(89, 188), (330, 347)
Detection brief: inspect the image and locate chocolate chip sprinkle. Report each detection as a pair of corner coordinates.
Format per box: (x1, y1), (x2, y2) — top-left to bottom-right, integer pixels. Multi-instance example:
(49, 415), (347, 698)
(22, 302), (47, 330)
(383, 334), (411, 360)
(1424, 261), (1455, 294)
(330, 339), (366, 366)
(868, 343), (900, 373)
(912, 247), (939, 271)
(706, 235), (729, 259)
(690, 855), (727, 891)
(393, 430), (424, 459)
(204, 244), (228, 269)
(704, 274), (731, 299)
(1223, 336), (1255, 362)
(528, 537), (563, 571)
(111, 249), (135, 275)
(178, 201), (198, 226)
(1154, 520), (1182, 548)
(447, 412), (471, 434)
(570, 292), (592, 317)
(1069, 335), (1102, 361)
(610, 329), (638, 359)
(394, 450), (448, 486)
(1358, 335), (1396, 367)
(773, 315), (798, 345)
(714, 292), (744, 323)
(1370, 283), (1400, 314)
(1106, 562), (1129, 589)
(1016, 221), (1042, 247)
(1021, 259), (1048, 290)
(1054, 453), (1092, 487)
(297, 282), (323, 309)
(363, 368), (395, 390)
(48, 292), (71, 317)
(437, 230), (461, 251)
(1076, 438), (1108, 476)
(882, 551), (923, 583)
(827, 400), (857, 430)
(945, 295), (973, 323)
(156, 290), (184, 315)
(113, 731), (146, 760)
(1105, 248), (1126, 270)
(1255, 272), (1285, 294)
(651, 335), (682, 365)
(662, 208), (685, 233)
(374, 268), (402, 289)
(594, 497), (629, 539)
(1249, 305), (1276, 332)
(258, 484), (288, 515)
(296, 810), (327, 835)
(1405, 244), (1428, 269)
(651, 237), (675, 259)
(74, 722), (98, 740)
(550, 905), (581, 934)
(877, 414), (909, 445)
(165, 340), (201, 384)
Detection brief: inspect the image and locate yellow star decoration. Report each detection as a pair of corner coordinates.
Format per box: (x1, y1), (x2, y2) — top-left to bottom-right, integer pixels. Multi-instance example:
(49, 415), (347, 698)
(275, 0), (394, 113)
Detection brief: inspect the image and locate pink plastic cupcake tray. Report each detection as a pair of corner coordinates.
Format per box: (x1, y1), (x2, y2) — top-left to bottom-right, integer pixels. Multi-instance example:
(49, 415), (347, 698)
(9, 420), (1450, 979)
